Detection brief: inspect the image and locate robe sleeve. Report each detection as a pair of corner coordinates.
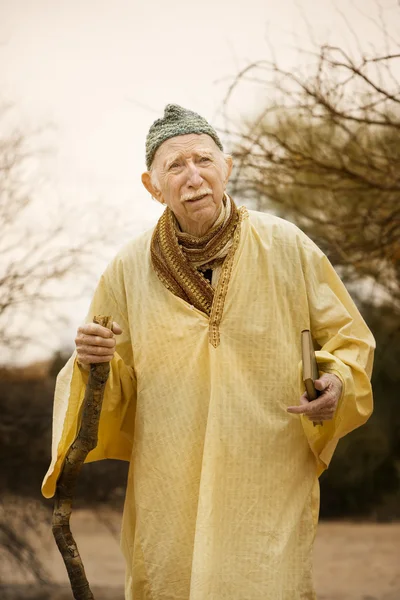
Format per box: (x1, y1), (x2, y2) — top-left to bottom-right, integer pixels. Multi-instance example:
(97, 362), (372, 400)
(297, 232), (375, 476)
(41, 269), (137, 499)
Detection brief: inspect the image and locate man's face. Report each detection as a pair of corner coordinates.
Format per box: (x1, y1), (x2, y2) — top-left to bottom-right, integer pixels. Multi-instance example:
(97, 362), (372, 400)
(142, 134), (232, 236)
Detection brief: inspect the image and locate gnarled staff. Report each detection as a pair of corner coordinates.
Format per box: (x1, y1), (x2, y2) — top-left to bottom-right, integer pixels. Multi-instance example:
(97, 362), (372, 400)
(52, 315), (113, 600)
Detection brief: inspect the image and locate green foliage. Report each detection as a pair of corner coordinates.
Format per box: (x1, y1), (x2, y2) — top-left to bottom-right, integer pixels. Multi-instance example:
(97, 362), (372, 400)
(0, 353), (128, 505)
(321, 305), (400, 519)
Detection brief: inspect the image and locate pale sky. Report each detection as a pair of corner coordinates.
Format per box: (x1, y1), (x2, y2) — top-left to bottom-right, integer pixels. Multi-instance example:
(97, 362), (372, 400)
(0, 0), (398, 363)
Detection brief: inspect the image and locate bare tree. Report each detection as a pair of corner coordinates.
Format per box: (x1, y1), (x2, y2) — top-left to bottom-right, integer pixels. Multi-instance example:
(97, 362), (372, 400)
(0, 107), (114, 358)
(223, 9), (400, 309)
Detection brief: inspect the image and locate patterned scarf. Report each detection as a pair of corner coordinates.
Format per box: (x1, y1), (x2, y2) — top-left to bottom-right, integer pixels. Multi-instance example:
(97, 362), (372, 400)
(151, 194), (240, 316)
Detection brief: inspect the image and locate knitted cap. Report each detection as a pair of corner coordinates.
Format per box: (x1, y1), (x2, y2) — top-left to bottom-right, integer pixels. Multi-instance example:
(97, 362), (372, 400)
(145, 104), (224, 169)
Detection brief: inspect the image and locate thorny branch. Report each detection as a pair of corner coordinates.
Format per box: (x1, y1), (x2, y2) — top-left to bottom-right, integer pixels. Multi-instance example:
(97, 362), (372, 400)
(222, 15), (400, 310)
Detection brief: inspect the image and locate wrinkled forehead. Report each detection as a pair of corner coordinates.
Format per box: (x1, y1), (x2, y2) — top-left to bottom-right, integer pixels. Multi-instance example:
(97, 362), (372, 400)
(153, 133), (220, 167)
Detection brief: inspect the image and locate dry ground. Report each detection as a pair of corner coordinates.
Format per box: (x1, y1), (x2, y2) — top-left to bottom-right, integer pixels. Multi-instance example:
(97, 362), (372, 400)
(2, 510), (400, 599)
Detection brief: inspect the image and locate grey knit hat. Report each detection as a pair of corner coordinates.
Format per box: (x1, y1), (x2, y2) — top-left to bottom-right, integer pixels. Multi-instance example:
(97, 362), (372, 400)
(145, 104), (223, 169)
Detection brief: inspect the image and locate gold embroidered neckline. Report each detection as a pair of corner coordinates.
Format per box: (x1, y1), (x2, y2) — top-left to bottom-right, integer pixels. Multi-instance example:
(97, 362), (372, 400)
(209, 206), (248, 347)
(150, 199), (248, 348)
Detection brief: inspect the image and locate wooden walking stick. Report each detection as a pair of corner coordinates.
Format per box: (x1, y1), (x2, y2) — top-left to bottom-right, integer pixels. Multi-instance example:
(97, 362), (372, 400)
(52, 315), (113, 600)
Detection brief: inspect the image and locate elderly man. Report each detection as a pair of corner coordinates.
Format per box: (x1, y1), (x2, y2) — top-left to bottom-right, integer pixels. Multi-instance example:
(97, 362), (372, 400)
(43, 104), (374, 599)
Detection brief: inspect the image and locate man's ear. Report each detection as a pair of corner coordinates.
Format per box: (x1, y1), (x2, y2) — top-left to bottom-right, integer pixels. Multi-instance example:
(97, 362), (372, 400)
(224, 155), (233, 184)
(141, 172), (163, 203)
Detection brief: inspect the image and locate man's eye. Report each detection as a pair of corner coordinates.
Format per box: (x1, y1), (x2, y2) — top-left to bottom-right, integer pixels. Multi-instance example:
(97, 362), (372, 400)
(199, 157), (211, 163)
(169, 163), (180, 170)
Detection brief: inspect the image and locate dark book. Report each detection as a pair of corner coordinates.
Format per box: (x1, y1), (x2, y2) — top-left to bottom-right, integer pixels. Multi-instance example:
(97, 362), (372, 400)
(301, 329), (323, 427)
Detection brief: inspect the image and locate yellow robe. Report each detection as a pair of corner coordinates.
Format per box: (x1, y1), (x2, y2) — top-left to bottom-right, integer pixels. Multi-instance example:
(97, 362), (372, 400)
(42, 208), (374, 599)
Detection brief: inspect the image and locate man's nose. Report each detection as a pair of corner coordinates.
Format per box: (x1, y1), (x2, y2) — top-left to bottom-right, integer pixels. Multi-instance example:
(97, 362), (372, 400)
(186, 162), (203, 187)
